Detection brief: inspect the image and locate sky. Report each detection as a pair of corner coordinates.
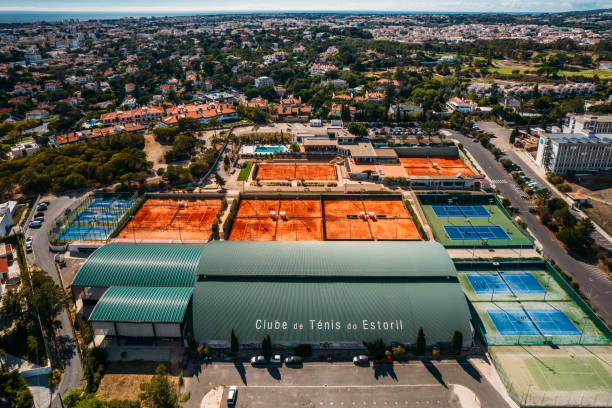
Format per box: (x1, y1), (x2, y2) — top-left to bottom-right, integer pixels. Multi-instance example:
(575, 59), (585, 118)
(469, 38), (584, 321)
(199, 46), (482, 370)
(0, 0), (608, 13)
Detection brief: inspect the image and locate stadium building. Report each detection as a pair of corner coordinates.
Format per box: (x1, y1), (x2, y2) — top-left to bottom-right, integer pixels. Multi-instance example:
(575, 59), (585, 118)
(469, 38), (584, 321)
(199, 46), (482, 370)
(72, 241), (473, 349)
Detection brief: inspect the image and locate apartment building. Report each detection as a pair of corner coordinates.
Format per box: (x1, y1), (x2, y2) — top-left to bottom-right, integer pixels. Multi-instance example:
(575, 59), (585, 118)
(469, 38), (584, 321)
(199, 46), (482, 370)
(563, 114), (612, 134)
(254, 76), (273, 88)
(535, 132), (612, 174)
(100, 106), (164, 126)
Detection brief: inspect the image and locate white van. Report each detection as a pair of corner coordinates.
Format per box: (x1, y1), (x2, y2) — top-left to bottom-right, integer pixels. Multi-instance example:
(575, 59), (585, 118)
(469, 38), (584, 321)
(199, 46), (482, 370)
(227, 386), (237, 405)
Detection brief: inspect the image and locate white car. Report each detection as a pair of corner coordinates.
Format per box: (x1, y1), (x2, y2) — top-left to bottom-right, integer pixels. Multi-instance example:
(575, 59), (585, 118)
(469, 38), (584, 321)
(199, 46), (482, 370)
(269, 354), (281, 364)
(227, 386), (237, 405)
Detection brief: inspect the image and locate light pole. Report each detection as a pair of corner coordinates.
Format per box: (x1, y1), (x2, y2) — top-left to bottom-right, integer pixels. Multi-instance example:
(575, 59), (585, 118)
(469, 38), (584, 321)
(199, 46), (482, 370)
(177, 216), (182, 244)
(131, 215), (136, 243)
(544, 274), (551, 302)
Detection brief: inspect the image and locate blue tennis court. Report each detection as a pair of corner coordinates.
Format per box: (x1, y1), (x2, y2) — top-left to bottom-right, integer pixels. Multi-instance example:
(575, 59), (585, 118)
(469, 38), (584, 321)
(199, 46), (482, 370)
(432, 205), (490, 218)
(467, 272), (546, 295)
(488, 309), (581, 336)
(444, 225), (510, 240)
(77, 210), (122, 223)
(56, 225), (112, 241)
(89, 198), (133, 210)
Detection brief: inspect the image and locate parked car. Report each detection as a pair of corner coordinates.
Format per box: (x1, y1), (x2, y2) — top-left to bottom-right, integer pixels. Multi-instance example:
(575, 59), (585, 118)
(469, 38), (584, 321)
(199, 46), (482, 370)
(25, 236), (32, 245)
(284, 356), (303, 365)
(29, 220), (42, 228)
(34, 212), (45, 219)
(227, 386), (237, 405)
(36, 204), (47, 212)
(269, 354), (282, 364)
(33, 216), (44, 223)
(39, 200), (50, 206)
(353, 355), (369, 365)
(250, 355), (267, 365)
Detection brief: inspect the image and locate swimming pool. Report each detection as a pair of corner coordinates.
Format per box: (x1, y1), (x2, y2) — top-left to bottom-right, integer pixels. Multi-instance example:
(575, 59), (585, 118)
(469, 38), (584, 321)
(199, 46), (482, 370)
(255, 146), (286, 153)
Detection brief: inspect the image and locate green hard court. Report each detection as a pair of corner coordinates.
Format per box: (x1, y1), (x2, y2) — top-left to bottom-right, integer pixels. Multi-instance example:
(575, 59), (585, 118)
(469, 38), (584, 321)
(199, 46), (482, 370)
(418, 194), (532, 248)
(526, 357), (612, 391)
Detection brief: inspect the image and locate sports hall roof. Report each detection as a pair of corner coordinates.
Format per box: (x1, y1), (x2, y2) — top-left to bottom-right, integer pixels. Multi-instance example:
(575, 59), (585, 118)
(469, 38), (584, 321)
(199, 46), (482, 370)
(72, 243), (204, 287)
(89, 286), (193, 323)
(195, 241), (456, 278)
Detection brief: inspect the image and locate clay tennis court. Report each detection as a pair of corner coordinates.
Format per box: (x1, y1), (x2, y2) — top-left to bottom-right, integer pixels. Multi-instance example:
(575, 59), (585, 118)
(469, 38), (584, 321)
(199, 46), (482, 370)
(323, 200), (365, 218)
(324, 217), (373, 240)
(255, 164), (337, 180)
(399, 156), (474, 176)
(228, 217), (277, 241)
(275, 218), (323, 241)
(117, 198), (221, 241)
(229, 197), (422, 241)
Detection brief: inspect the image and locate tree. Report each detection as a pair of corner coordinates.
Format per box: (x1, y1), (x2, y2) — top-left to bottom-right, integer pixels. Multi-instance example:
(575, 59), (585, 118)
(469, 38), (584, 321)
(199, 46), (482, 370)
(0, 370), (34, 408)
(207, 118), (220, 128)
(450, 331), (463, 355)
(230, 329), (239, 355)
(362, 338), (386, 359)
(261, 335), (272, 360)
(509, 128), (519, 144)
(347, 122), (368, 136)
(139, 364), (180, 408)
(416, 327), (426, 356)
(215, 173), (225, 188)
(188, 162), (209, 178)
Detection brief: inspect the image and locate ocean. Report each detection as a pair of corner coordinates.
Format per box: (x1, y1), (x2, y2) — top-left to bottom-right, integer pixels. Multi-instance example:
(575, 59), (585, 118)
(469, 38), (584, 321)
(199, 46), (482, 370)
(0, 10), (531, 24)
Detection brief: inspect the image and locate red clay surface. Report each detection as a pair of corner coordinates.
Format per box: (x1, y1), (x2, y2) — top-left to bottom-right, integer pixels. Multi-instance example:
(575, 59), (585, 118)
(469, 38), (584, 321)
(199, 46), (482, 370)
(230, 198), (421, 241)
(323, 200), (365, 218)
(255, 164), (336, 180)
(279, 199), (322, 218)
(362, 200), (411, 218)
(324, 218), (372, 240)
(399, 156), (474, 176)
(275, 218), (323, 241)
(228, 218), (276, 241)
(369, 218), (421, 240)
(236, 199), (280, 218)
(117, 198), (221, 241)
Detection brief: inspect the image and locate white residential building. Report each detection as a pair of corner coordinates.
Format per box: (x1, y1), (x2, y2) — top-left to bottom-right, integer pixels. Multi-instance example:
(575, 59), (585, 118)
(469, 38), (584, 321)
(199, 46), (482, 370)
(535, 132), (612, 174)
(0, 201), (17, 236)
(10, 141), (40, 159)
(446, 97), (476, 114)
(254, 76), (274, 88)
(563, 114), (612, 134)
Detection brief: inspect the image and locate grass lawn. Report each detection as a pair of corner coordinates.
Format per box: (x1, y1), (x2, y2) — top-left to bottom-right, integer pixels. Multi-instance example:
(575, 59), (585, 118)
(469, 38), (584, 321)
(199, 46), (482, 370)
(526, 357), (612, 391)
(237, 161), (253, 181)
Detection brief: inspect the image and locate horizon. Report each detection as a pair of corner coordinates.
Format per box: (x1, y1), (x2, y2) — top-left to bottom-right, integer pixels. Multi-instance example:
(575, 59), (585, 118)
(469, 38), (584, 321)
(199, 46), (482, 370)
(1, 1), (611, 14)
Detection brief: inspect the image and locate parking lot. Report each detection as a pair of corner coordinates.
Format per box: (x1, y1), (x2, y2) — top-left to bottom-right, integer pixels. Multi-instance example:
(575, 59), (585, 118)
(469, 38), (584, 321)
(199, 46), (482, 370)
(224, 384), (458, 407)
(184, 359), (512, 408)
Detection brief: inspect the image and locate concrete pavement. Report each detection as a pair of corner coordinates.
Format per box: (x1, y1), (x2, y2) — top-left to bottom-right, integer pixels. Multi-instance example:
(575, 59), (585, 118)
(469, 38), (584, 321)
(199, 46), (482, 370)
(447, 128), (612, 324)
(185, 359), (512, 408)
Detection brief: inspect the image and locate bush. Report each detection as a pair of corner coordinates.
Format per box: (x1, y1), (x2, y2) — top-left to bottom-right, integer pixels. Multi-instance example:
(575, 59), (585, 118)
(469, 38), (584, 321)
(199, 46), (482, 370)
(362, 338), (386, 359)
(83, 347), (107, 393)
(391, 344), (406, 357)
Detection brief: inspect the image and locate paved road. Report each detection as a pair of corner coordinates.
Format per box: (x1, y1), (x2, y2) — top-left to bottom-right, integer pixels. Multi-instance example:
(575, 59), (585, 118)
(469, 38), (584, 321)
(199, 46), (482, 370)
(25, 194), (83, 407)
(476, 121), (612, 251)
(447, 129), (612, 324)
(186, 360), (510, 408)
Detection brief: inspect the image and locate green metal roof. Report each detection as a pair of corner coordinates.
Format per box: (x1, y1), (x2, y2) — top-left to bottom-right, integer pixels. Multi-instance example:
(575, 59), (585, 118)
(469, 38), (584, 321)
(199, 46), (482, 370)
(196, 241), (456, 278)
(191, 279), (470, 344)
(89, 286), (193, 323)
(72, 243), (204, 287)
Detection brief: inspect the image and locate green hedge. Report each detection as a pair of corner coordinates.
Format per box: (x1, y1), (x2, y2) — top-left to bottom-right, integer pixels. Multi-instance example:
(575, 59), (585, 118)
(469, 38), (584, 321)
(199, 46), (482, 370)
(222, 199), (239, 239)
(237, 162), (253, 181)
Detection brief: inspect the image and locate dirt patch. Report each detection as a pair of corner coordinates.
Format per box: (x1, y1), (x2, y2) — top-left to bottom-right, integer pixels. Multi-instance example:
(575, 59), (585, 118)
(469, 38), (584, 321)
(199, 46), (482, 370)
(566, 172), (612, 237)
(97, 361), (179, 401)
(144, 133), (171, 170)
